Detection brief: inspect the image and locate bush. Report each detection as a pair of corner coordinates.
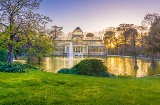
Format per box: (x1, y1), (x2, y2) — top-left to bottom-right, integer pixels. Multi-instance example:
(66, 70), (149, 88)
(22, 64), (38, 70)
(0, 63), (39, 73)
(72, 59), (112, 77)
(117, 74), (133, 78)
(58, 68), (77, 74)
(0, 63), (25, 73)
(58, 59), (114, 77)
(0, 61), (3, 65)
(0, 50), (7, 62)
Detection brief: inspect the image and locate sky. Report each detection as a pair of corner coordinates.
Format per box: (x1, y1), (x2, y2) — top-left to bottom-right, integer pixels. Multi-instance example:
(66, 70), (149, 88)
(37, 0), (160, 34)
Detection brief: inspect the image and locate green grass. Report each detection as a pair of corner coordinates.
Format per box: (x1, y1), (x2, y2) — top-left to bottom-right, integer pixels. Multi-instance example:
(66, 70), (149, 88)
(0, 69), (160, 105)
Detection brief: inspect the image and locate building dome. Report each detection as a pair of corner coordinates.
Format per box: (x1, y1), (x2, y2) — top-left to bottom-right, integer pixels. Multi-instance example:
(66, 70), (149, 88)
(72, 27), (83, 36)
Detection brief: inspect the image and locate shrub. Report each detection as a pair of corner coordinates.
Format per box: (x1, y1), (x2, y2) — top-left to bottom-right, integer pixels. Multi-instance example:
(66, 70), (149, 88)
(0, 50), (7, 62)
(58, 68), (77, 74)
(72, 59), (112, 77)
(0, 63), (25, 73)
(0, 61), (3, 65)
(58, 59), (114, 77)
(22, 64), (38, 70)
(117, 74), (133, 78)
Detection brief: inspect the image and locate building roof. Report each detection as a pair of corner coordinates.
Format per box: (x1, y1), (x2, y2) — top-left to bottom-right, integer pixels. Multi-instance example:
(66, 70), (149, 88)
(72, 27), (83, 36)
(55, 37), (102, 41)
(55, 27), (102, 41)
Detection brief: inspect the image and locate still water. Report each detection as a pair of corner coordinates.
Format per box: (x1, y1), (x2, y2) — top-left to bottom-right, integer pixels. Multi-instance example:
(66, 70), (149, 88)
(16, 56), (160, 77)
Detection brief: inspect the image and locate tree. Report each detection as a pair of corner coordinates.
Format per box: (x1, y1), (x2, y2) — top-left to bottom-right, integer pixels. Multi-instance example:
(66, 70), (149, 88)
(135, 26), (148, 56)
(0, 0), (51, 62)
(111, 35), (123, 55)
(86, 33), (94, 37)
(26, 31), (53, 64)
(103, 31), (115, 43)
(143, 13), (160, 66)
(103, 31), (115, 55)
(49, 25), (63, 41)
(126, 27), (139, 69)
(117, 24), (134, 55)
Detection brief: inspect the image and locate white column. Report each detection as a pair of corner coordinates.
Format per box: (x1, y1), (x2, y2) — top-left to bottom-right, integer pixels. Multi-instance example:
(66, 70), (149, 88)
(65, 46), (66, 52)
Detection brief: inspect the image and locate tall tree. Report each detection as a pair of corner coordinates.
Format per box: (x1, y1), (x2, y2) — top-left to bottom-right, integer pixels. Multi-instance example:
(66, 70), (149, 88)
(126, 27), (139, 69)
(117, 24), (134, 55)
(103, 31), (115, 55)
(111, 35), (123, 55)
(143, 13), (160, 66)
(135, 26), (148, 56)
(0, 0), (51, 62)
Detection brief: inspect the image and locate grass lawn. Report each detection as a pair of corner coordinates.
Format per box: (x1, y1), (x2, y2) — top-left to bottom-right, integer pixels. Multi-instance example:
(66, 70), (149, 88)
(0, 69), (160, 105)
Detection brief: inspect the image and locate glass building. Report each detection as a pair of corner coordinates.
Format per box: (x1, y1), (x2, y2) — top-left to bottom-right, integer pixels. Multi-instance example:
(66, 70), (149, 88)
(54, 27), (106, 56)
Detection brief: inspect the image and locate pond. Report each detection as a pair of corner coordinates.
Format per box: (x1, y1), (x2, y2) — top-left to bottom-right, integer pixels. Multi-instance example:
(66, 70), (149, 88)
(15, 56), (160, 77)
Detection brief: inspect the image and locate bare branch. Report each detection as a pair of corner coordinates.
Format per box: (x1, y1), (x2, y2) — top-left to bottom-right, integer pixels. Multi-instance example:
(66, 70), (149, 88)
(0, 23), (7, 27)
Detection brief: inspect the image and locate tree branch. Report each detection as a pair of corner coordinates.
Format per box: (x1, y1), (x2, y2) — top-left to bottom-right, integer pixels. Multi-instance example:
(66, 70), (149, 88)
(0, 23), (7, 27)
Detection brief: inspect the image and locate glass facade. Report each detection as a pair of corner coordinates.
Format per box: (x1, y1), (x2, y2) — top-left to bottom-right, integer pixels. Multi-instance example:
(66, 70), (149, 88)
(55, 27), (106, 56)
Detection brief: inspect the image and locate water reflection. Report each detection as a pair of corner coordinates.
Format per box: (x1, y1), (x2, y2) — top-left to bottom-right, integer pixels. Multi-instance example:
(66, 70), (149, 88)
(15, 56), (160, 77)
(103, 57), (151, 77)
(69, 59), (73, 68)
(39, 57), (82, 72)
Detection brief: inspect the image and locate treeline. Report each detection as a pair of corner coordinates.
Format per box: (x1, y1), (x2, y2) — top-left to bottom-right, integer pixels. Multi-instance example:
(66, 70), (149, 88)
(99, 13), (160, 67)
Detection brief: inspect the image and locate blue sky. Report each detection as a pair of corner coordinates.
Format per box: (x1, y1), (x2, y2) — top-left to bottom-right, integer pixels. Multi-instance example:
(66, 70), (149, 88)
(37, 0), (160, 33)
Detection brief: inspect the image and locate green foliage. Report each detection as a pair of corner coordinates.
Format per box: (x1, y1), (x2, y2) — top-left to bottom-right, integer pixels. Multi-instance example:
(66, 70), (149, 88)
(117, 74), (133, 78)
(86, 33), (94, 37)
(26, 32), (54, 64)
(32, 33), (53, 57)
(0, 63), (25, 73)
(72, 59), (112, 77)
(0, 50), (7, 62)
(58, 68), (77, 74)
(0, 63), (39, 73)
(58, 59), (113, 77)
(58, 59), (115, 77)
(22, 64), (38, 70)
(0, 0), (51, 62)
(0, 61), (3, 65)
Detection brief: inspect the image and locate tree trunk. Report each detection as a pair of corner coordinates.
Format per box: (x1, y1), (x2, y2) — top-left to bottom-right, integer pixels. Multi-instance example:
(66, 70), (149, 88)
(134, 54), (138, 70)
(14, 54), (17, 60)
(109, 48), (111, 55)
(117, 47), (119, 55)
(27, 56), (30, 64)
(150, 45), (156, 66)
(151, 53), (156, 67)
(38, 57), (41, 65)
(124, 38), (127, 55)
(7, 44), (13, 62)
(133, 33), (138, 70)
